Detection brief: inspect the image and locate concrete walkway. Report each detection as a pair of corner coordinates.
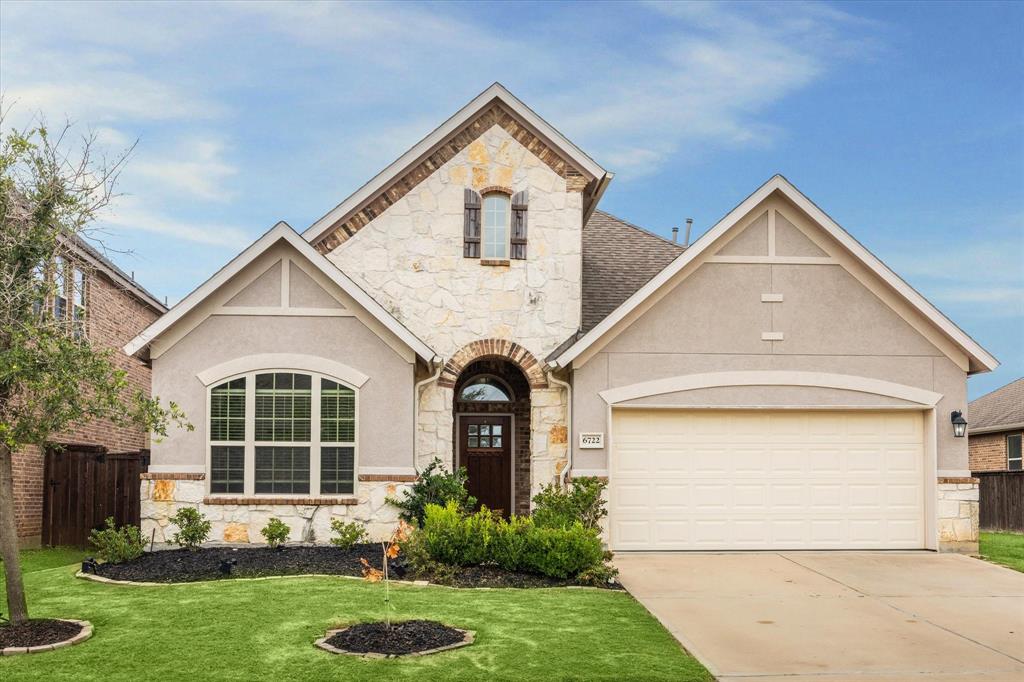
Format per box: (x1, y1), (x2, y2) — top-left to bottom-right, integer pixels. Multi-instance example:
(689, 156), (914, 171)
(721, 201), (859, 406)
(615, 551), (1024, 681)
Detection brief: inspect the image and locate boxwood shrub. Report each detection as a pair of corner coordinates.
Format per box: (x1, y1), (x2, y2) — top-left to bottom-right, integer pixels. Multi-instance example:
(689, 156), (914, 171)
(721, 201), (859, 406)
(417, 502), (605, 579)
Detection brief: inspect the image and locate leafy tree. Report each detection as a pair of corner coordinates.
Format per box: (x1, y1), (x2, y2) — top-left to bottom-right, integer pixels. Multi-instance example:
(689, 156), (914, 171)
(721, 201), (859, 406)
(0, 117), (191, 625)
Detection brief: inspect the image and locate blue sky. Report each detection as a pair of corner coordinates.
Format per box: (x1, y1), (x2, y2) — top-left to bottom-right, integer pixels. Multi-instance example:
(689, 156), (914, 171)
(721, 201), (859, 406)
(2, 1), (1021, 399)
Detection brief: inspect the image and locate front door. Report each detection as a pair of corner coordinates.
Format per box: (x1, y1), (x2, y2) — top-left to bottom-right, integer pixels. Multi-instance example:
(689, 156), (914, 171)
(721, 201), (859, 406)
(458, 415), (512, 517)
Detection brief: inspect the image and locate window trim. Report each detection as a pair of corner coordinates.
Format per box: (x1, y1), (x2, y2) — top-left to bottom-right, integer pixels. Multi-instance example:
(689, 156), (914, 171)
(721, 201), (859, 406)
(206, 369), (359, 499)
(481, 192), (511, 261)
(1008, 432), (1023, 471)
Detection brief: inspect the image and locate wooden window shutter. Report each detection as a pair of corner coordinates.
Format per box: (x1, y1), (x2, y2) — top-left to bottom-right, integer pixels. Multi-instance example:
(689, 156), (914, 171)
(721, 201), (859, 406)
(464, 188), (481, 258)
(511, 189), (528, 260)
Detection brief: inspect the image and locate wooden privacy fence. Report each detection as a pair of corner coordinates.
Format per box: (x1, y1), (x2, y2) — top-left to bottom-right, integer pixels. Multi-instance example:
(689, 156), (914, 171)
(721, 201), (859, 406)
(975, 471), (1024, 533)
(42, 444), (149, 547)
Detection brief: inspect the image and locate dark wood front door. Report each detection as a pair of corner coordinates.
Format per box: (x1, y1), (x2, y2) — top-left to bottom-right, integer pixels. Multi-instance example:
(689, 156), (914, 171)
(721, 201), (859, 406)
(458, 415), (512, 517)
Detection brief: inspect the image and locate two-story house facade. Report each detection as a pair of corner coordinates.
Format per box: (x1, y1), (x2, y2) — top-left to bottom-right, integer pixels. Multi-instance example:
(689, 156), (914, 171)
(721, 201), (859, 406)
(14, 236), (166, 547)
(127, 84), (997, 552)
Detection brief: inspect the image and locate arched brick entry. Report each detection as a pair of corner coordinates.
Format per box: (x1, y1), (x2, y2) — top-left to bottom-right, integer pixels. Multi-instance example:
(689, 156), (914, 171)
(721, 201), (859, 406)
(453, 358), (532, 516)
(439, 339), (548, 390)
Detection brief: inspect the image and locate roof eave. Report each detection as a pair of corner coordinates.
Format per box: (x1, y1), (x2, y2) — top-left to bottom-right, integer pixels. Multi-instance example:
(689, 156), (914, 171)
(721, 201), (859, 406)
(123, 222), (437, 363)
(302, 83), (608, 246)
(550, 175), (1000, 373)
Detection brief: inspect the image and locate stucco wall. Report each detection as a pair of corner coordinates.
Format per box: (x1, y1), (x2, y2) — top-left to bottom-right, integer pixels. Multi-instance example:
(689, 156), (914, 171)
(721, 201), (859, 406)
(152, 314), (413, 471)
(571, 199), (970, 475)
(149, 243), (416, 475)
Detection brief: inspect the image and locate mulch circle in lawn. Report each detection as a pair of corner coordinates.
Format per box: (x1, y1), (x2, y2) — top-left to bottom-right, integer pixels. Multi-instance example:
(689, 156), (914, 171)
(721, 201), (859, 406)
(318, 620), (472, 657)
(0, 619), (83, 650)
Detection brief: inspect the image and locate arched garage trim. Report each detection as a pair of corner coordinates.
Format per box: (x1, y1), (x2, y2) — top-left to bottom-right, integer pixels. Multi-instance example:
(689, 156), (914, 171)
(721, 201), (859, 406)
(599, 371), (942, 407)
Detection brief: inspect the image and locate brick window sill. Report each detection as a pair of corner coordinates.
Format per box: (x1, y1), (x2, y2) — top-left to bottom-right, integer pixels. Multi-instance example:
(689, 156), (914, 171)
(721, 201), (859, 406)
(480, 259), (510, 267)
(203, 496), (358, 506)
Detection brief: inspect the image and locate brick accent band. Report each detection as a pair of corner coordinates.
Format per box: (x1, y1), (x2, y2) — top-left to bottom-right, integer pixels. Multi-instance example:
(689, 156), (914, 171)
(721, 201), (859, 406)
(358, 474), (418, 482)
(141, 472), (205, 481)
(439, 337), (548, 389)
(203, 496), (358, 506)
(937, 477), (979, 484)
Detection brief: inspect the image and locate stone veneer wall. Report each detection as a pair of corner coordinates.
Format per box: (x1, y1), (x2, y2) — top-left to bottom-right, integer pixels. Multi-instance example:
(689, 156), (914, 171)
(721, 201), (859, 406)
(140, 474), (413, 545)
(936, 477), (980, 553)
(327, 125), (580, 501)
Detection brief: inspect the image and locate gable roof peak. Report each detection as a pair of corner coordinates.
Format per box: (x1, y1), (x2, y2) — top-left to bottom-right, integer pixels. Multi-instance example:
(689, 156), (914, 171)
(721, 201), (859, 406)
(123, 220), (436, 363)
(302, 83), (611, 248)
(551, 174), (998, 374)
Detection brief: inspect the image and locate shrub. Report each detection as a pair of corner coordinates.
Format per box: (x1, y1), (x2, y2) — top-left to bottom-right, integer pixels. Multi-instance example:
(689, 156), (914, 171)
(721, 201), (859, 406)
(260, 517), (290, 548)
(418, 502), (495, 565)
(329, 519), (368, 549)
(387, 458), (477, 526)
(417, 502), (606, 579)
(532, 477), (608, 530)
(89, 517), (146, 564)
(577, 561), (620, 587)
(521, 523), (605, 578)
(399, 529), (459, 584)
(168, 507), (211, 550)
(490, 514), (533, 572)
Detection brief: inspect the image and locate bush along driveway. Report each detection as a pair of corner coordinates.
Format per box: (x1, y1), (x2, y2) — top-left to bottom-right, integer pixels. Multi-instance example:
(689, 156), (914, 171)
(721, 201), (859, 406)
(1, 547), (711, 682)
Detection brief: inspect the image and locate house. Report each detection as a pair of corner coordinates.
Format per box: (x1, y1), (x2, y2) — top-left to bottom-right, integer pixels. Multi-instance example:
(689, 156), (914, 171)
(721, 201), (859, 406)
(968, 378), (1023, 472)
(14, 236), (166, 548)
(126, 83), (998, 553)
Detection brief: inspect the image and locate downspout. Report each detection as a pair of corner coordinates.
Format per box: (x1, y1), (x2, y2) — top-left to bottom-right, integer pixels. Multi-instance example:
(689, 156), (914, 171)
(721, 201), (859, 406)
(413, 359), (443, 474)
(546, 370), (572, 487)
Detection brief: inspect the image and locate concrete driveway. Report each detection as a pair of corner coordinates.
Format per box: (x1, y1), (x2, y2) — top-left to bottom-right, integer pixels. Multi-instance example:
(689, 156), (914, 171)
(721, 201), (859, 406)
(616, 552), (1024, 681)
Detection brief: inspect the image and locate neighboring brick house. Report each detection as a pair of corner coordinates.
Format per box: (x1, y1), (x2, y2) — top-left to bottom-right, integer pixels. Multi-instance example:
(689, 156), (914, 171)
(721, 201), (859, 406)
(968, 378), (1024, 472)
(13, 236), (166, 547)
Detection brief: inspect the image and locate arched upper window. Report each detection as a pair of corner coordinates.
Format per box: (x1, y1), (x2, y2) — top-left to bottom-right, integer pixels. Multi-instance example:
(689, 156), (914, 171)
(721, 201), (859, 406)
(482, 193), (510, 259)
(458, 375), (513, 402)
(208, 371), (357, 497)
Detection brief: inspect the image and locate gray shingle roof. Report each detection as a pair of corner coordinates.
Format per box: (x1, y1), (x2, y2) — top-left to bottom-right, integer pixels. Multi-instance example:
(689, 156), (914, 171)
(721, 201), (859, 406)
(969, 377), (1024, 431)
(581, 209), (684, 333)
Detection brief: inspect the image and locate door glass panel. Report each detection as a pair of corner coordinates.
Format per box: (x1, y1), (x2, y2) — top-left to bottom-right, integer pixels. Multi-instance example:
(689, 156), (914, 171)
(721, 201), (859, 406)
(468, 425), (477, 435)
(493, 425), (502, 436)
(493, 436), (502, 447)
(480, 425), (490, 436)
(468, 436), (478, 448)
(480, 437), (490, 447)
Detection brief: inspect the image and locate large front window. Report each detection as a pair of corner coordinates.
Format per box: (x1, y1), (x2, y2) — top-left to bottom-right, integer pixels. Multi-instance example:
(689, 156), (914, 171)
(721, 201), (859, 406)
(208, 371), (356, 496)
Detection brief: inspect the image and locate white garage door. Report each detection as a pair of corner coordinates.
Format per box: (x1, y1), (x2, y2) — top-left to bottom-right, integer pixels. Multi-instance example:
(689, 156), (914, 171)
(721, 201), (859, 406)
(610, 409), (925, 550)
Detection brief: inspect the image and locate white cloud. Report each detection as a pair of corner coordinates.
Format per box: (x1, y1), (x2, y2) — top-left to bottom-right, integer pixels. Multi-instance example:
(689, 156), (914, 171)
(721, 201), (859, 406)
(99, 196), (250, 249)
(133, 137), (238, 203)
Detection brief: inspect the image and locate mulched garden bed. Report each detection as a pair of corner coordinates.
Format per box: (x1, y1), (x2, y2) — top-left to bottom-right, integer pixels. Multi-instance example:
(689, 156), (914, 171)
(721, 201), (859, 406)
(89, 544), (619, 589)
(93, 544), (384, 583)
(322, 620), (467, 656)
(0, 619), (82, 649)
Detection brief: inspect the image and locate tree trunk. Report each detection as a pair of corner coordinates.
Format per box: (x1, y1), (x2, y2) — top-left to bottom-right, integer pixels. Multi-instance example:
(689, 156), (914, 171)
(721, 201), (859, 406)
(0, 442), (29, 625)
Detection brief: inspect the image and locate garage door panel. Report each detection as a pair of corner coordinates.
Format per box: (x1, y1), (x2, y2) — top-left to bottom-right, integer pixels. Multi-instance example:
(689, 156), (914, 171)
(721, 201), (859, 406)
(610, 409), (925, 550)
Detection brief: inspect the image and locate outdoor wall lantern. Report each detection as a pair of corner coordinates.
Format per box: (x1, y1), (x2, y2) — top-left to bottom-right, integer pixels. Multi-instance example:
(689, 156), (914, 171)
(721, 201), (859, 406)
(950, 410), (967, 438)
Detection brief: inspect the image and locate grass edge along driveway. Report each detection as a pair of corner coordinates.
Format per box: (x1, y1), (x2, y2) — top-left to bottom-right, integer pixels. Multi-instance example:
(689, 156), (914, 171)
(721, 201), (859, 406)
(1, 547), (711, 682)
(979, 531), (1024, 573)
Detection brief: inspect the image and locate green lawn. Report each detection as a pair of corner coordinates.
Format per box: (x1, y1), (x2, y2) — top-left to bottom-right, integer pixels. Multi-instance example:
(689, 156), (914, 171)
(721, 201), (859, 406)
(979, 531), (1024, 572)
(1, 548), (710, 682)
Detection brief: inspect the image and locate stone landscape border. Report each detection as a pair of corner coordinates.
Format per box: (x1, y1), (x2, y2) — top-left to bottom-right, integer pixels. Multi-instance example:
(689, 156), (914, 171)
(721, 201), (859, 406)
(0, 619), (92, 656)
(75, 569), (608, 591)
(76, 570), (431, 588)
(314, 626), (475, 658)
